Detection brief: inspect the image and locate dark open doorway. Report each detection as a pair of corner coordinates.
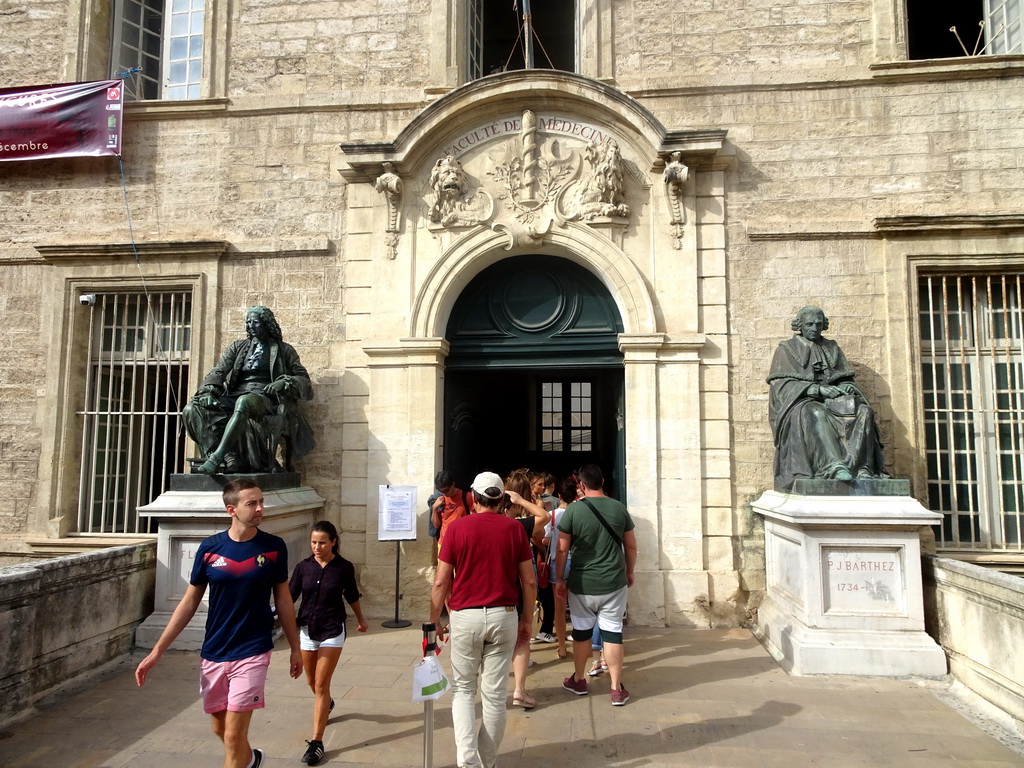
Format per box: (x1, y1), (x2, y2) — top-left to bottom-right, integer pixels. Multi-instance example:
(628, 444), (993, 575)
(444, 367), (624, 498)
(443, 254), (626, 499)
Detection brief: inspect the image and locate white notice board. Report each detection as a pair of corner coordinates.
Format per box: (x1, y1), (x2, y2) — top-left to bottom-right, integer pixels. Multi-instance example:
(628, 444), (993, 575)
(377, 484), (417, 541)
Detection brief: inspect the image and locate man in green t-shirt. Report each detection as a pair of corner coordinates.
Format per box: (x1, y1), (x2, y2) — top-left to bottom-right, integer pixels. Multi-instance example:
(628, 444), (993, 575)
(554, 464), (637, 706)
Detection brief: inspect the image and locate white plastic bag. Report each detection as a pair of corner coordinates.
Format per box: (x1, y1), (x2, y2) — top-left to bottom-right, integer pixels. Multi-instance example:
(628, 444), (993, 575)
(412, 653), (450, 702)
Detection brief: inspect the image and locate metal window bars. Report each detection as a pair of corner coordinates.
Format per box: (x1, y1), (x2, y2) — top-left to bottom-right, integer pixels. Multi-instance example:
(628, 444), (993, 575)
(920, 273), (1024, 551)
(77, 291), (191, 534)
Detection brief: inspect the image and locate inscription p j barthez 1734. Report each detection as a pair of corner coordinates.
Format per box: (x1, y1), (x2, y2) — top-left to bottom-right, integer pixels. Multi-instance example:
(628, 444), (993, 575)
(823, 547), (905, 614)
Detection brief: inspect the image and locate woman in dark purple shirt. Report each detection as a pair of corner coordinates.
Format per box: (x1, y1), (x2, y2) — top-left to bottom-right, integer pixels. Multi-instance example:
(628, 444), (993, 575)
(289, 521), (367, 765)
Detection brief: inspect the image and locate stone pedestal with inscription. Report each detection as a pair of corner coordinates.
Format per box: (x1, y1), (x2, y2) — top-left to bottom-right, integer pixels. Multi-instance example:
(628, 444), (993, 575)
(134, 477), (324, 650)
(753, 489), (947, 676)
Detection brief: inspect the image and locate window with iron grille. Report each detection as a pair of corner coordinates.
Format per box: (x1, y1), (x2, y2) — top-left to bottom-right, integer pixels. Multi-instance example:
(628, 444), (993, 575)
(919, 273), (1024, 551)
(540, 380), (592, 452)
(112, 0), (205, 100)
(78, 291), (192, 534)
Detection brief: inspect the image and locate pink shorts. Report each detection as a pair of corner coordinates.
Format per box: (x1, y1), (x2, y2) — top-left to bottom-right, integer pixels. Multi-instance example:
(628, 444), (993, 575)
(199, 651), (272, 714)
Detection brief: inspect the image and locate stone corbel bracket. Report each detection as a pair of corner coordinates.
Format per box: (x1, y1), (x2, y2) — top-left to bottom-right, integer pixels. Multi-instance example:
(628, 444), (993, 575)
(654, 131), (728, 250)
(662, 151), (689, 249)
(374, 162), (403, 259)
(375, 162), (403, 233)
(339, 147), (400, 259)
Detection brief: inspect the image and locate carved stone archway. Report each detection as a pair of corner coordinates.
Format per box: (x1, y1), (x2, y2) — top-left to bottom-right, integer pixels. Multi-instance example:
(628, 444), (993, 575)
(410, 224), (657, 339)
(351, 71), (730, 627)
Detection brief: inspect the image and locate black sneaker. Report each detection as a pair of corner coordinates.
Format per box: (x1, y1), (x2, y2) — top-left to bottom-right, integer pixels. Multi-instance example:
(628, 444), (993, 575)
(301, 740), (325, 765)
(252, 748), (264, 768)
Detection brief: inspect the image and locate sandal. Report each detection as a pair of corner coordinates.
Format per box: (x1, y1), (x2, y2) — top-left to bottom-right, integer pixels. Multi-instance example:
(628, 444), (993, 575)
(512, 691), (536, 709)
(587, 660), (606, 677)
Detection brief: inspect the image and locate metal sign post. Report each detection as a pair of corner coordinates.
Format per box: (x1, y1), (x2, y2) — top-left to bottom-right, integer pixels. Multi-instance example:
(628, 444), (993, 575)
(421, 622), (437, 768)
(378, 485), (416, 628)
(382, 541), (411, 628)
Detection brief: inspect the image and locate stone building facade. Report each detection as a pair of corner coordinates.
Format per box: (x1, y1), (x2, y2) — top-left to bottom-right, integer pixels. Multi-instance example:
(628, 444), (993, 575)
(1, 0), (1023, 623)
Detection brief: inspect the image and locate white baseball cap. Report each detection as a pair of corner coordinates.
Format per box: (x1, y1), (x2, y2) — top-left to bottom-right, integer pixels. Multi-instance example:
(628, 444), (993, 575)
(470, 471), (504, 499)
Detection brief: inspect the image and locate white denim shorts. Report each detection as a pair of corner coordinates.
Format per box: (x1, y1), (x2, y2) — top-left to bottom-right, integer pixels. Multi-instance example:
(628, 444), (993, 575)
(299, 625), (346, 651)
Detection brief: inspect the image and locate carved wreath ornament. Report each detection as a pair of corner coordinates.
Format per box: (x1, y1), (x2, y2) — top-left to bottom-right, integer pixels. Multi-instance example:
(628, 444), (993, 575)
(434, 111), (632, 248)
(488, 110), (575, 226)
(373, 111), (640, 253)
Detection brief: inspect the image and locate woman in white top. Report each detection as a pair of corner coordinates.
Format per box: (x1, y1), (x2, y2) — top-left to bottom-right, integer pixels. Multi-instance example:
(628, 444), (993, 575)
(547, 475), (580, 659)
(501, 469), (549, 709)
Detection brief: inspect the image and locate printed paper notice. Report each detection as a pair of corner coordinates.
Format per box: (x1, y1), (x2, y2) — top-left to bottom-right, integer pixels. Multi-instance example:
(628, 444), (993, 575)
(378, 485), (417, 541)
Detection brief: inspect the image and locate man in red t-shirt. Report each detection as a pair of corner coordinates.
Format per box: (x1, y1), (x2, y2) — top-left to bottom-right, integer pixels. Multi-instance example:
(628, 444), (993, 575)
(430, 471), (536, 768)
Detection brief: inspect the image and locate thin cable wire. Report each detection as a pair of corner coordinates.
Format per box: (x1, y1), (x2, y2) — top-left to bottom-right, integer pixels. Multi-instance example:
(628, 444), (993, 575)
(500, 9), (555, 72)
(529, 24), (556, 68)
(117, 154), (186, 417)
(118, 155), (142, 267)
(502, 23), (524, 72)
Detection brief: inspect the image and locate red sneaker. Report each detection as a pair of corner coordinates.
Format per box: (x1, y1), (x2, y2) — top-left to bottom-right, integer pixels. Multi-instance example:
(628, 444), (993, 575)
(562, 674), (589, 695)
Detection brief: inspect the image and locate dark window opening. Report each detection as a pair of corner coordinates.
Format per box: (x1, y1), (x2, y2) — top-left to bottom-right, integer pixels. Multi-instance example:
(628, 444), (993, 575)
(906, 0), (1014, 60)
(470, 0), (576, 79)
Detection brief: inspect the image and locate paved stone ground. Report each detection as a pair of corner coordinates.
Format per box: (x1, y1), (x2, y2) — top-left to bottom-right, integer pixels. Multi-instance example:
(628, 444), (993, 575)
(2, 627), (1023, 767)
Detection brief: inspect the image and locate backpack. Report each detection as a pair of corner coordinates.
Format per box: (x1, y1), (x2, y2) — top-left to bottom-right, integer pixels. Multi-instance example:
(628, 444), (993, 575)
(426, 492), (441, 538)
(427, 488), (472, 538)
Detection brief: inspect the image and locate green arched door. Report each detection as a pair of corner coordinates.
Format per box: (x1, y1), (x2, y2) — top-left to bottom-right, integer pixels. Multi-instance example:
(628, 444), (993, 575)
(444, 254), (626, 498)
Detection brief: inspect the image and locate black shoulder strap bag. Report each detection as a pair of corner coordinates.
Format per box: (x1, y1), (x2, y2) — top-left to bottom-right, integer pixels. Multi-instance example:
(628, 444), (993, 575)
(580, 498), (623, 548)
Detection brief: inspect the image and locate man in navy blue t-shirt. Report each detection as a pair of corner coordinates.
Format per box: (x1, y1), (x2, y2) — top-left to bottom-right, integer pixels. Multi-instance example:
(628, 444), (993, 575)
(136, 479), (302, 768)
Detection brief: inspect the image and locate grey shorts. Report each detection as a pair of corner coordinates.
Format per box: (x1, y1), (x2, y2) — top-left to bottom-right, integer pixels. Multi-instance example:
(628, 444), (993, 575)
(566, 585), (628, 634)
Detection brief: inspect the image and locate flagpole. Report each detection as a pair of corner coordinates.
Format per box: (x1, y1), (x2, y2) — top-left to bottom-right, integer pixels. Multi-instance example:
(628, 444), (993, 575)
(522, 0), (534, 69)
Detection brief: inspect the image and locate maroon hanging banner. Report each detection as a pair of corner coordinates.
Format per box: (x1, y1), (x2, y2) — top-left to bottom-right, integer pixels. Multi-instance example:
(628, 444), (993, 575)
(0, 80), (124, 163)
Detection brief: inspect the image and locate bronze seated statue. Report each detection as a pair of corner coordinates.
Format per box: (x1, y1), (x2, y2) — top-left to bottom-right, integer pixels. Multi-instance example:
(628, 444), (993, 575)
(182, 305), (314, 475)
(767, 306), (889, 492)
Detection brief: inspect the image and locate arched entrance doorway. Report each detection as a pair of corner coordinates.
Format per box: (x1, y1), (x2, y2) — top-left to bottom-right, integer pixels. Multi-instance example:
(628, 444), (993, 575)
(349, 71), (729, 625)
(443, 254), (626, 497)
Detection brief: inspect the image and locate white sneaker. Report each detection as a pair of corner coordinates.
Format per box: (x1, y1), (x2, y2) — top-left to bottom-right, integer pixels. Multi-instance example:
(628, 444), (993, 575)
(535, 632), (556, 643)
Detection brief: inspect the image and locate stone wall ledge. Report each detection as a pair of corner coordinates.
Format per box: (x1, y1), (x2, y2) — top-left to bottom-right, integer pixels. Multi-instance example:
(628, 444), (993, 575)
(0, 542), (156, 727)
(924, 555), (1024, 727)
